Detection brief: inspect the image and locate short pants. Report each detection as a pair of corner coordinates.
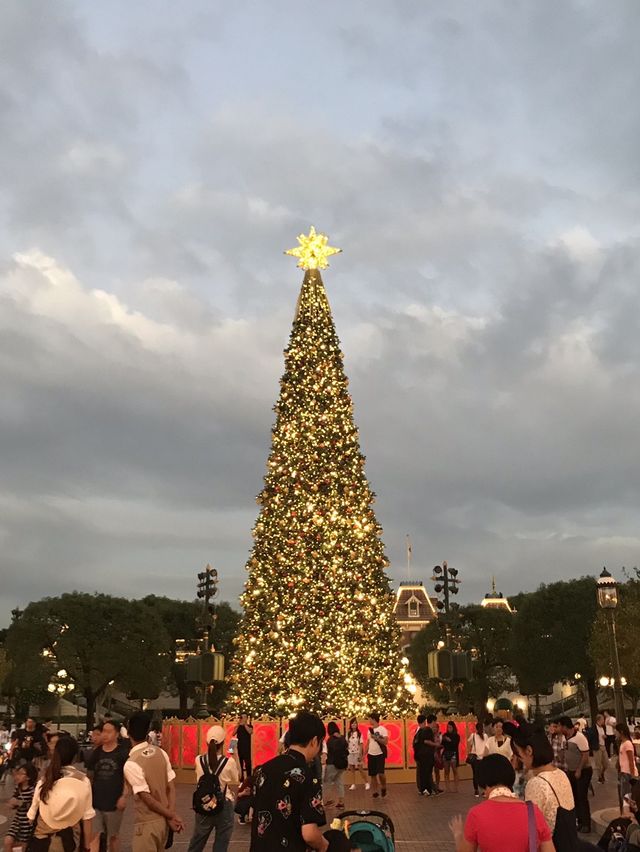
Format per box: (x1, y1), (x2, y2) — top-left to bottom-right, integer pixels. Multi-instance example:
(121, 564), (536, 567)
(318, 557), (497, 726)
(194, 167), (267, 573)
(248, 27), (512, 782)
(93, 809), (124, 841)
(367, 754), (385, 777)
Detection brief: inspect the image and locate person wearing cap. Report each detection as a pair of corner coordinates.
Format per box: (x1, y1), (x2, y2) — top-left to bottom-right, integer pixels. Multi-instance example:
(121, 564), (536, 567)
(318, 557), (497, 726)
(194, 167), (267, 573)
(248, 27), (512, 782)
(186, 724), (239, 852)
(123, 712), (184, 852)
(27, 734), (94, 852)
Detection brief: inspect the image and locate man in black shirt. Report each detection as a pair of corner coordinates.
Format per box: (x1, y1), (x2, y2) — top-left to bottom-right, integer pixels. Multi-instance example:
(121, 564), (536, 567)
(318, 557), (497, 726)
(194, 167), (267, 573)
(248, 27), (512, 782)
(86, 720), (130, 852)
(236, 714), (253, 780)
(413, 714), (436, 796)
(250, 711), (327, 852)
(10, 718), (46, 766)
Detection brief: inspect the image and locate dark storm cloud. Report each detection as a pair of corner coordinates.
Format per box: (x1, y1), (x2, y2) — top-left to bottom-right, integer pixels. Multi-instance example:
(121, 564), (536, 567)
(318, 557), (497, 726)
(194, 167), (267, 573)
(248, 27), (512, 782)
(1, 0), (640, 622)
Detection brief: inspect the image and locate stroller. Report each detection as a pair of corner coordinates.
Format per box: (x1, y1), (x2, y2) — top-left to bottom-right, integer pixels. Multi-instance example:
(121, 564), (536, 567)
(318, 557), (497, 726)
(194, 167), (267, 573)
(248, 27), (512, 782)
(336, 810), (395, 852)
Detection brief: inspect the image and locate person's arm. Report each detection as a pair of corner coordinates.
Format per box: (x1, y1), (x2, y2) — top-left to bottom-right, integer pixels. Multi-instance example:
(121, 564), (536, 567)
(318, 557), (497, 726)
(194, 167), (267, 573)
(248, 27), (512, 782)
(576, 745), (589, 777)
(449, 815), (477, 852)
(27, 781), (42, 823)
(301, 823), (329, 852)
(540, 842), (555, 852)
(124, 760), (183, 831)
(82, 818), (93, 851)
(375, 728), (389, 746)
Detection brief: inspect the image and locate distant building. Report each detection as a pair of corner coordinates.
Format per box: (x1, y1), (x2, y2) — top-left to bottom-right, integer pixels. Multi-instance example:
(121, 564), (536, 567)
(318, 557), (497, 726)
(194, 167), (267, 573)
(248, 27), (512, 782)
(480, 577), (516, 613)
(393, 581), (437, 650)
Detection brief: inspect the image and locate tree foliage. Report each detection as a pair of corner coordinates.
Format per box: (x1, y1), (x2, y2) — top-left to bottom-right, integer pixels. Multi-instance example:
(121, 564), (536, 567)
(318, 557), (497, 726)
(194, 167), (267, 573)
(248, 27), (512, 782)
(407, 605), (514, 715)
(510, 577), (598, 697)
(141, 596), (241, 714)
(5, 593), (170, 728)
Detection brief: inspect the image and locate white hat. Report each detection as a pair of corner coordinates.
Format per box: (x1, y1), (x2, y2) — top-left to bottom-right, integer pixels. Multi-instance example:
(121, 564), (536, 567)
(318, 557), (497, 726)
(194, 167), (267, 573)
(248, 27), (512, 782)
(205, 725), (226, 745)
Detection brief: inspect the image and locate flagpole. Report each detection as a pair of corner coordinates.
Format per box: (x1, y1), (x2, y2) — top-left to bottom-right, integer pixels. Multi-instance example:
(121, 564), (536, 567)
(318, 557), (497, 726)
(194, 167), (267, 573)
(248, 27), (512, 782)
(406, 534), (412, 580)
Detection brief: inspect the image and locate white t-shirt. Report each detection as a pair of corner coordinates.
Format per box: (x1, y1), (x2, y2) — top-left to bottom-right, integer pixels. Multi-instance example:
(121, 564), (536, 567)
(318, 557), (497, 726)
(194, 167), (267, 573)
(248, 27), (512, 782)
(526, 769), (574, 831)
(565, 731), (590, 772)
(195, 754), (239, 801)
(605, 716), (617, 736)
(348, 732), (362, 756)
(367, 726), (389, 756)
(28, 767), (95, 830)
(484, 735), (513, 759)
(619, 741), (639, 777)
(576, 717), (587, 732)
(468, 732), (487, 758)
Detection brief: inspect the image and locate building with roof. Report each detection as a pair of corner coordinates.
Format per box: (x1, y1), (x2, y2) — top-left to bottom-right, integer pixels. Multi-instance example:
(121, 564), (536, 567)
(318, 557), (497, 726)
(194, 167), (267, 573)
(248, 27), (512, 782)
(480, 577), (516, 613)
(393, 580), (437, 650)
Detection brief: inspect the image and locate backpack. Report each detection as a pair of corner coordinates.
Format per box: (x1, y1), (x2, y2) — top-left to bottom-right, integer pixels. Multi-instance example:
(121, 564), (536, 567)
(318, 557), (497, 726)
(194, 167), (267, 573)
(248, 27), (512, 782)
(192, 754), (228, 815)
(585, 725), (600, 753)
(333, 737), (349, 770)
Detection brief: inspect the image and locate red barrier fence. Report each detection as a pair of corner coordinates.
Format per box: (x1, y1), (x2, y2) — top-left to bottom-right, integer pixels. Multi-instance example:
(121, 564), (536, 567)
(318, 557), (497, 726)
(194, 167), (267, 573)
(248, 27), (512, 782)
(161, 716), (477, 780)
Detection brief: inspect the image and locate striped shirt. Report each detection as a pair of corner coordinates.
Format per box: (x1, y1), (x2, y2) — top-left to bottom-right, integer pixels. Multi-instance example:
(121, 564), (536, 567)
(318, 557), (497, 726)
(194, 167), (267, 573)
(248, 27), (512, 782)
(9, 784), (35, 842)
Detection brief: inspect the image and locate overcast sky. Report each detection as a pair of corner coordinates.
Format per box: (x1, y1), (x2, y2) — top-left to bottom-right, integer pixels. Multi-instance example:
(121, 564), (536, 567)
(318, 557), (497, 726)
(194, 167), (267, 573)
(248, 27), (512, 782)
(2, 1), (640, 625)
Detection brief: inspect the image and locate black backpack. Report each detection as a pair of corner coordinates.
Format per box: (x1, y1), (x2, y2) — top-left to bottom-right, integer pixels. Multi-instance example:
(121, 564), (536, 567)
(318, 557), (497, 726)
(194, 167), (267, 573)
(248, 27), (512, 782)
(333, 737), (349, 770)
(192, 754), (228, 815)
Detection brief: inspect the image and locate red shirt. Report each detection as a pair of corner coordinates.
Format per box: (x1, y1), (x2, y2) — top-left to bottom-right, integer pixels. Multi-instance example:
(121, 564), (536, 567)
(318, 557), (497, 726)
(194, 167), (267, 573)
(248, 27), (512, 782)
(464, 800), (551, 851)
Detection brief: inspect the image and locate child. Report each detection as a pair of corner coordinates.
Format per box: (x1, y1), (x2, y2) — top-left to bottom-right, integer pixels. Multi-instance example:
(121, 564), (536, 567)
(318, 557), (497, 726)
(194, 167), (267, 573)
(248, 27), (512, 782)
(4, 763), (37, 852)
(235, 770), (255, 824)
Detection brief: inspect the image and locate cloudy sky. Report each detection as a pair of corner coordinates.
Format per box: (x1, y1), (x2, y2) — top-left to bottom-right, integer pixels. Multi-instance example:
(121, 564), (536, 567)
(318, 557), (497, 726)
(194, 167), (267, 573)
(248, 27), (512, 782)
(2, 0), (640, 625)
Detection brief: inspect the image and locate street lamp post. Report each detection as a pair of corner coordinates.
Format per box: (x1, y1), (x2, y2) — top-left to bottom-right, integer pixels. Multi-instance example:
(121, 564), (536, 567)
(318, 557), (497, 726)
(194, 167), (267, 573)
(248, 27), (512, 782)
(432, 560), (461, 712)
(47, 669), (75, 730)
(597, 568), (626, 723)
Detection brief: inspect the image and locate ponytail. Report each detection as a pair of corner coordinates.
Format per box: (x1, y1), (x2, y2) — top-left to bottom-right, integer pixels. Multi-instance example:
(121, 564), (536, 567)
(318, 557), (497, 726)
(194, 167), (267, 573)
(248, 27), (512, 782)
(208, 738), (221, 767)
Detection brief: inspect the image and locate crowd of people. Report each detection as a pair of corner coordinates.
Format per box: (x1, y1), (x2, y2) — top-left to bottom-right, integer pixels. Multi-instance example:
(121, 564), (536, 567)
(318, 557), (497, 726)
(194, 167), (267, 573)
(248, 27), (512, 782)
(1, 708), (639, 852)
(447, 711), (640, 852)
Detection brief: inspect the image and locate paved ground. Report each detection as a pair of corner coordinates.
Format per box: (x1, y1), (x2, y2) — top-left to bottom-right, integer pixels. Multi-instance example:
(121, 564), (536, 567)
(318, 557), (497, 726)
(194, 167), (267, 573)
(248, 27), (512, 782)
(0, 769), (625, 851)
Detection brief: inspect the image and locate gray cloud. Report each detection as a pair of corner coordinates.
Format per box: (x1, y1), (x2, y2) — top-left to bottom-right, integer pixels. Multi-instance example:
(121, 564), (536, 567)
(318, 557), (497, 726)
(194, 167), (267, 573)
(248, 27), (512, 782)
(1, 0), (639, 622)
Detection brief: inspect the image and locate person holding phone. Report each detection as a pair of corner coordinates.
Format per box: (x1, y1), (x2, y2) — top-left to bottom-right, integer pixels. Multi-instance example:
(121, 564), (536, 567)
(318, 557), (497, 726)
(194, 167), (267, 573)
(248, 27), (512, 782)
(366, 713), (388, 800)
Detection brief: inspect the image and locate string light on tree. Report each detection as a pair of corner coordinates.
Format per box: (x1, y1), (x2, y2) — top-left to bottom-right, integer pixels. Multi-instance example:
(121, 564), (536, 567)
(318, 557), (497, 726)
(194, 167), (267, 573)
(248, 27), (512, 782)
(230, 228), (412, 717)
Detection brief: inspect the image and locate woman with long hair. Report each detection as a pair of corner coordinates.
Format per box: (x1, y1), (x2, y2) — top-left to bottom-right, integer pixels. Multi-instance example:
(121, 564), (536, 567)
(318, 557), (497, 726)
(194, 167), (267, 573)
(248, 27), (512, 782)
(467, 721), (487, 798)
(346, 719), (367, 791)
(511, 724), (589, 852)
(616, 722), (639, 800)
(442, 721), (460, 793)
(448, 754), (554, 852)
(27, 735), (94, 852)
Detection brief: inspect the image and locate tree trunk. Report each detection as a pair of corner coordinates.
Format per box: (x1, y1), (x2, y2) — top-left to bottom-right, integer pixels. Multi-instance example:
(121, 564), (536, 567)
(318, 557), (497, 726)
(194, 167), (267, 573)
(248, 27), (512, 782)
(84, 689), (96, 733)
(586, 676), (599, 723)
(178, 683), (189, 715)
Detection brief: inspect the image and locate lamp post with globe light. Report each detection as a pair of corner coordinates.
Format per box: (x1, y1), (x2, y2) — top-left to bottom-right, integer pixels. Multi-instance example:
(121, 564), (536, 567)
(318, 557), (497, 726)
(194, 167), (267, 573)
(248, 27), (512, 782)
(597, 568), (626, 723)
(48, 669), (75, 731)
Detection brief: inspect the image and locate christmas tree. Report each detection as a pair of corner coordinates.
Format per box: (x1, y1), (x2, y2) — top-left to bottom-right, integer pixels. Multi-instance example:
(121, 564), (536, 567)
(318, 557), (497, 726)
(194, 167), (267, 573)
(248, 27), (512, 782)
(230, 228), (413, 717)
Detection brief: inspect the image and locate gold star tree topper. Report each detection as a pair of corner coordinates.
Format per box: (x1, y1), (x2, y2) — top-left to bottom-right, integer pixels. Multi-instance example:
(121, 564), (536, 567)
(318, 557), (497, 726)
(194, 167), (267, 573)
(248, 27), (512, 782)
(285, 226), (342, 270)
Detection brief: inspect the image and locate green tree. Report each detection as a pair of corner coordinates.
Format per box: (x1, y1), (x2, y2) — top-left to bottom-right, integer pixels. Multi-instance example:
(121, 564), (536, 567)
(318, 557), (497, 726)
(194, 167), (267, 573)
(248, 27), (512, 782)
(141, 597), (241, 715)
(5, 593), (171, 729)
(407, 606), (514, 715)
(511, 577), (599, 719)
(230, 236), (411, 716)
(458, 605), (515, 713)
(141, 596), (200, 713)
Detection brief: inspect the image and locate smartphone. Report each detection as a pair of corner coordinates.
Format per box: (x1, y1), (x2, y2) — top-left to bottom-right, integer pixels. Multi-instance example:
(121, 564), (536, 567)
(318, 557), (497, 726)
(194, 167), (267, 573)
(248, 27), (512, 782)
(229, 737), (238, 754)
